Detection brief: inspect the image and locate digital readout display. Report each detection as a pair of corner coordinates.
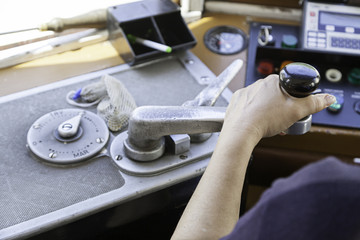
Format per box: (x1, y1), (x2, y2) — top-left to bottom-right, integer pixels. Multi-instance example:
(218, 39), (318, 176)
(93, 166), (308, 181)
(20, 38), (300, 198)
(320, 11), (360, 29)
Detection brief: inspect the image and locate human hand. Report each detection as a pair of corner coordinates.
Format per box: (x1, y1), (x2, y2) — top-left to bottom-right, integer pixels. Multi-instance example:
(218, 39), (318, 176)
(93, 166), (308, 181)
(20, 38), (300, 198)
(222, 74), (336, 141)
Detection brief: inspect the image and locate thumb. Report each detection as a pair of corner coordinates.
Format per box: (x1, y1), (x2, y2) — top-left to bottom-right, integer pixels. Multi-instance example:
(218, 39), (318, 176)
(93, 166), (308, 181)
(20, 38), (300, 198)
(307, 93), (336, 114)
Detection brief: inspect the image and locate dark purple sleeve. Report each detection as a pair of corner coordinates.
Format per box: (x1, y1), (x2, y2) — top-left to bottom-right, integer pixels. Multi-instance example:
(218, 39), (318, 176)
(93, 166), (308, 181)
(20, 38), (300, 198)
(220, 157), (360, 240)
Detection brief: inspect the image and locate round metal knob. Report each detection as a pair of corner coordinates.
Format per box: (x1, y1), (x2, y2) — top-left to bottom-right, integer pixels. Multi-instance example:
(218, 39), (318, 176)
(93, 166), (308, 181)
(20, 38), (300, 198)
(279, 62), (320, 98)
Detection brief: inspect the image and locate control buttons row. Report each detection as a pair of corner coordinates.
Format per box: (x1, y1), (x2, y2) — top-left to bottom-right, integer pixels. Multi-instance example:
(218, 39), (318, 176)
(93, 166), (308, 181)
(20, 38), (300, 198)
(324, 25), (355, 33)
(325, 93), (360, 116)
(308, 31), (326, 38)
(322, 69), (360, 113)
(307, 31), (326, 48)
(331, 37), (360, 49)
(323, 68), (360, 85)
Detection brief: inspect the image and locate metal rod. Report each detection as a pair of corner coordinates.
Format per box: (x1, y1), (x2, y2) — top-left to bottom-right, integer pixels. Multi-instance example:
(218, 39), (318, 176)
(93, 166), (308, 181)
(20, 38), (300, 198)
(0, 28), (38, 36)
(0, 9), (107, 35)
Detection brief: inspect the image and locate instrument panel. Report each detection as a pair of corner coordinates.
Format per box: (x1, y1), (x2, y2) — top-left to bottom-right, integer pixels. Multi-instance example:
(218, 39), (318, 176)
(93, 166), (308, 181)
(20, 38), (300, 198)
(246, 22), (360, 130)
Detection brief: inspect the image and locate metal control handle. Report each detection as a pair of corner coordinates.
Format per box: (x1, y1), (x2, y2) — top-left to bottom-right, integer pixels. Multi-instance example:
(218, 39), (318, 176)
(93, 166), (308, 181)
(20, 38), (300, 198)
(118, 62), (319, 162)
(279, 62), (320, 135)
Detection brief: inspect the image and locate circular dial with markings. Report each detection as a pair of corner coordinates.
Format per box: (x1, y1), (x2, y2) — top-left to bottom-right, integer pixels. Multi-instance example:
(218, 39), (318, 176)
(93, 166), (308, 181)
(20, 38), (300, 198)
(204, 26), (248, 55)
(27, 109), (109, 165)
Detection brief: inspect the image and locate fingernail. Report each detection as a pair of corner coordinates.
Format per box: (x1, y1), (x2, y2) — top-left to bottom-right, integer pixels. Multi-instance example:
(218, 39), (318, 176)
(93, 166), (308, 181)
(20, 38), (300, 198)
(325, 94), (336, 107)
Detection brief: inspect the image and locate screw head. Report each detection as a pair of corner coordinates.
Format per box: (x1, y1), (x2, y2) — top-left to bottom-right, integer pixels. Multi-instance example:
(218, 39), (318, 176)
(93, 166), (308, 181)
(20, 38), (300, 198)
(49, 152), (57, 158)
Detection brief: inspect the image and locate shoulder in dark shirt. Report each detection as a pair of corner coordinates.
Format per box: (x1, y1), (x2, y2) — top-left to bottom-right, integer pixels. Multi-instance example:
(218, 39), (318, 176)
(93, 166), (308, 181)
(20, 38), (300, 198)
(221, 157), (360, 240)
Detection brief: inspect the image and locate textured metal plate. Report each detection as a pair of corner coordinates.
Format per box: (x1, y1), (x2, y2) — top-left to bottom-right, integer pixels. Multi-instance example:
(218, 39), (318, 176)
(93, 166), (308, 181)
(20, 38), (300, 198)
(0, 52), (229, 239)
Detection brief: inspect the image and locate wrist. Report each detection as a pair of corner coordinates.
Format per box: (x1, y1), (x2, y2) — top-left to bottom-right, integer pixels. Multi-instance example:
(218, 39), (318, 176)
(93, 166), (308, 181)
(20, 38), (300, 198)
(221, 122), (262, 146)
(216, 126), (260, 159)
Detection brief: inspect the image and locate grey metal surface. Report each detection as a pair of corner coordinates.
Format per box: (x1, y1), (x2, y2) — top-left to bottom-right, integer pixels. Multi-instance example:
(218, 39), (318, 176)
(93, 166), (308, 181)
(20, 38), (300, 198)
(122, 106), (225, 161)
(0, 78), (125, 232)
(111, 131), (220, 176)
(0, 52), (229, 239)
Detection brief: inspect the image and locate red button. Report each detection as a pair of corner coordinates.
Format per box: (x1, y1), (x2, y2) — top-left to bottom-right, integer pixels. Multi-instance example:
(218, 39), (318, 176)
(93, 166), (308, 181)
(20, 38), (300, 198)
(310, 11), (316, 17)
(257, 60), (274, 76)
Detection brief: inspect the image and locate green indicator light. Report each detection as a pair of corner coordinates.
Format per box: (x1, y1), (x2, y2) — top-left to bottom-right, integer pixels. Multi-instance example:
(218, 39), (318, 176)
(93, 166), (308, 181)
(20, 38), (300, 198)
(281, 34), (298, 48)
(348, 68), (360, 85)
(327, 94), (344, 113)
(330, 103), (341, 109)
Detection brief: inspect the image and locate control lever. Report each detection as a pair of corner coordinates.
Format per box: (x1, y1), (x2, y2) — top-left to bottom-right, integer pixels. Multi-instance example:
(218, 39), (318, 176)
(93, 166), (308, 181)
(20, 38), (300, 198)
(279, 62), (320, 135)
(116, 59), (243, 162)
(183, 59), (243, 107)
(182, 59), (243, 142)
(110, 62), (319, 165)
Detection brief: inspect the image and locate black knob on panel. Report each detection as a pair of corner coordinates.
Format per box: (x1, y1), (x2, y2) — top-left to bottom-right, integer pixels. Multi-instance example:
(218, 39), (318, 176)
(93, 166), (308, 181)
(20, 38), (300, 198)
(279, 63), (320, 98)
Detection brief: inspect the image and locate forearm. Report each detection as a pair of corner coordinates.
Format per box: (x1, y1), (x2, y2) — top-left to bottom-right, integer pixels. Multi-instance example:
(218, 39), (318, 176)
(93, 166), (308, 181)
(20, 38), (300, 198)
(171, 74), (335, 240)
(171, 129), (260, 240)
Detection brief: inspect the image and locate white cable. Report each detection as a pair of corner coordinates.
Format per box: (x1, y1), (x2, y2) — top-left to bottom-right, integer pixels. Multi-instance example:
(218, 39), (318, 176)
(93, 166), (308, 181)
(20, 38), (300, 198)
(258, 27), (270, 46)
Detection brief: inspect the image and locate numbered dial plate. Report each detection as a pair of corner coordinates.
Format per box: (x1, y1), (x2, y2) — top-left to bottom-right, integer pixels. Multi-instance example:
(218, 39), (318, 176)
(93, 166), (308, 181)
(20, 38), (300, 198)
(204, 26), (248, 55)
(27, 109), (109, 165)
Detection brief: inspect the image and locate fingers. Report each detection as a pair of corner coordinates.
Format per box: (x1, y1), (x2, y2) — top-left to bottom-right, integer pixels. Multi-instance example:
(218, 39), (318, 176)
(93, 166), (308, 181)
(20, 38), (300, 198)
(304, 93), (336, 115)
(226, 74), (336, 139)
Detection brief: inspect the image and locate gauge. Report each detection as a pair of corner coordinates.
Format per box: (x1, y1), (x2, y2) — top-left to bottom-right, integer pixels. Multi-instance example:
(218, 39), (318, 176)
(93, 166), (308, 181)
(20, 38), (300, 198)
(27, 109), (109, 165)
(204, 26), (248, 55)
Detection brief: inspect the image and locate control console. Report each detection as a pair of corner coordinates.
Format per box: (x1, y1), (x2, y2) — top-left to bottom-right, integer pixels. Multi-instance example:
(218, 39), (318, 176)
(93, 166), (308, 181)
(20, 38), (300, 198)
(246, 22), (360, 130)
(302, 1), (360, 55)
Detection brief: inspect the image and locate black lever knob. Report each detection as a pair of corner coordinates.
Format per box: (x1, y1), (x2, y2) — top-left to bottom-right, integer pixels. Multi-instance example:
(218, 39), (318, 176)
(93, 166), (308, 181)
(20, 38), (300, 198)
(279, 62), (320, 98)
(278, 62), (320, 135)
